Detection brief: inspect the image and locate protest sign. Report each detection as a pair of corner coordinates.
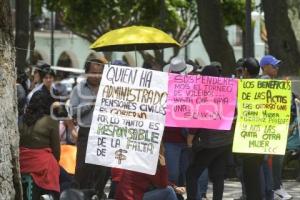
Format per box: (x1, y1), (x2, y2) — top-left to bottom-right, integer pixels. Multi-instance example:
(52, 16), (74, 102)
(85, 64), (168, 175)
(165, 74), (237, 130)
(233, 79), (291, 155)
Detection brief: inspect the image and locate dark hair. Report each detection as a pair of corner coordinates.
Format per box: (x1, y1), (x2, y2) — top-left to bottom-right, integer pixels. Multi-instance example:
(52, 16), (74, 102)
(38, 63), (51, 70)
(242, 57), (260, 77)
(210, 61), (222, 74)
(40, 67), (56, 79)
(236, 58), (244, 69)
(84, 58), (107, 73)
(186, 59), (200, 72)
(201, 65), (220, 77)
(23, 87), (55, 126)
(17, 70), (29, 95)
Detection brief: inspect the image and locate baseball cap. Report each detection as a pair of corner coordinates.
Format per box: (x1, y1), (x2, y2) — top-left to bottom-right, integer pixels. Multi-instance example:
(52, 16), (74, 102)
(259, 55), (281, 68)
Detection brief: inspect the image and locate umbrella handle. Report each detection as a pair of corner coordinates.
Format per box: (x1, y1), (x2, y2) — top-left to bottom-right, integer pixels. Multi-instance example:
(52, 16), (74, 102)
(135, 45), (137, 67)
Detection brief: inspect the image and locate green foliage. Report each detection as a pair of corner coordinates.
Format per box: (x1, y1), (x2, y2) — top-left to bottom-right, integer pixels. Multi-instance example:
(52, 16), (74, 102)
(37, 0), (197, 45)
(34, 0), (250, 41)
(221, 0), (246, 29)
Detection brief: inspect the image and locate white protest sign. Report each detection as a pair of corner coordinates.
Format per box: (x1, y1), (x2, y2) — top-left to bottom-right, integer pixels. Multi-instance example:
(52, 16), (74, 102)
(85, 64), (168, 175)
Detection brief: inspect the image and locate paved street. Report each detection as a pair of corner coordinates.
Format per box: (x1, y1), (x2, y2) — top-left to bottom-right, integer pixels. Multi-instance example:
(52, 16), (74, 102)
(202, 180), (300, 200)
(105, 179), (300, 199)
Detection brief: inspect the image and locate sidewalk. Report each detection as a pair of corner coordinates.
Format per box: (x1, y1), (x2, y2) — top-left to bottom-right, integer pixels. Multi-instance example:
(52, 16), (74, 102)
(201, 180), (300, 200)
(104, 180), (300, 200)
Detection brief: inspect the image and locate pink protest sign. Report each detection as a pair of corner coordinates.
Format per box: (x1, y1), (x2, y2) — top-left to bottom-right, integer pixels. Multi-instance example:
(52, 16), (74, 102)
(165, 74), (238, 130)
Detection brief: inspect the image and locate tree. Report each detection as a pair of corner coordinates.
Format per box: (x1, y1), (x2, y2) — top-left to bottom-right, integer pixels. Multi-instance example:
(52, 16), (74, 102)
(0, 0), (22, 199)
(287, 0), (300, 48)
(39, 0), (198, 67)
(222, 0), (255, 59)
(196, 0), (236, 74)
(41, 0), (249, 72)
(140, 0), (200, 66)
(46, 0), (198, 43)
(262, 0), (300, 75)
(15, 0), (29, 72)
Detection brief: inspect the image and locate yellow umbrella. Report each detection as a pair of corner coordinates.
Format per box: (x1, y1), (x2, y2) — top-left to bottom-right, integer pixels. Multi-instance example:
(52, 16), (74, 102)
(90, 26), (180, 52)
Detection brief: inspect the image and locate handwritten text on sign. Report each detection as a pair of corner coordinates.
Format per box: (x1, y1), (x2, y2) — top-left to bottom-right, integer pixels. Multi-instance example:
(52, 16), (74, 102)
(85, 65), (168, 175)
(165, 74), (237, 130)
(233, 80), (291, 155)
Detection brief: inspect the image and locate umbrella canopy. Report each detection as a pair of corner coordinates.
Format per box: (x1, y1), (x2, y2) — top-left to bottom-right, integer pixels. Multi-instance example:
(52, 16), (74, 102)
(90, 26), (180, 52)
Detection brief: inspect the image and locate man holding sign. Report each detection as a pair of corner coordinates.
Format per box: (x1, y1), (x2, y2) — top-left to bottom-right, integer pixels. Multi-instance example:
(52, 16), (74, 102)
(237, 57), (264, 200)
(70, 58), (108, 198)
(233, 55), (292, 200)
(260, 55), (292, 200)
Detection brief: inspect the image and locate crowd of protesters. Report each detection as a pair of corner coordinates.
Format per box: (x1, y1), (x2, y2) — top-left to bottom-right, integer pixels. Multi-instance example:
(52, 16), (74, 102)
(16, 54), (300, 200)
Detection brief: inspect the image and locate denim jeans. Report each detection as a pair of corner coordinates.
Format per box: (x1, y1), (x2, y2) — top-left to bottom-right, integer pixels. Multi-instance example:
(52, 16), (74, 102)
(196, 168), (209, 200)
(59, 167), (74, 191)
(186, 146), (230, 200)
(272, 155), (284, 190)
(261, 158), (273, 200)
(235, 156), (246, 196)
(143, 186), (178, 200)
(242, 155), (264, 200)
(165, 143), (190, 185)
(75, 127), (108, 197)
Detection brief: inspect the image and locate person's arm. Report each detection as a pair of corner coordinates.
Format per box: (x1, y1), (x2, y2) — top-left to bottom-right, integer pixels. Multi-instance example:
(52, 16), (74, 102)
(59, 121), (67, 144)
(288, 120), (297, 137)
(149, 154), (168, 188)
(50, 119), (61, 161)
(167, 180), (186, 194)
(65, 119), (78, 143)
(69, 85), (94, 119)
(187, 128), (199, 147)
(187, 134), (195, 148)
(173, 186), (186, 195)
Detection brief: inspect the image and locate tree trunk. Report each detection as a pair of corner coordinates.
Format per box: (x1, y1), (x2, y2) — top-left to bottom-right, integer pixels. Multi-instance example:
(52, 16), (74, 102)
(0, 0), (23, 199)
(262, 0), (300, 75)
(196, 0), (236, 75)
(242, 29), (246, 58)
(15, 0), (29, 72)
(245, 0), (254, 57)
(29, 0), (35, 65)
(287, 0), (300, 51)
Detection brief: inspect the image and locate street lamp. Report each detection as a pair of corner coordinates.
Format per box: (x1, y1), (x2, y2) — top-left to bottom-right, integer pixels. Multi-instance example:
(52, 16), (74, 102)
(50, 11), (55, 65)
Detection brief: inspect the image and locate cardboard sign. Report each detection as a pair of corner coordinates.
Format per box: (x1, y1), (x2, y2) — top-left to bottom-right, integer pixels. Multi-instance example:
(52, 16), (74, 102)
(85, 65), (168, 175)
(233, 79), (291, 155)
(165, 74), (237, 130)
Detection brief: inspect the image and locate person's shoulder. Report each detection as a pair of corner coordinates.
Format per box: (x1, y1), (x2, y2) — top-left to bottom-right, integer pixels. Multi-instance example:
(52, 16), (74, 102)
(77, 80), (87, 87)
(18, 120), (27, 133)
(71, 80), (87, 93)
(259, 75), (271, 79)
(38, 115), (58, 126)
